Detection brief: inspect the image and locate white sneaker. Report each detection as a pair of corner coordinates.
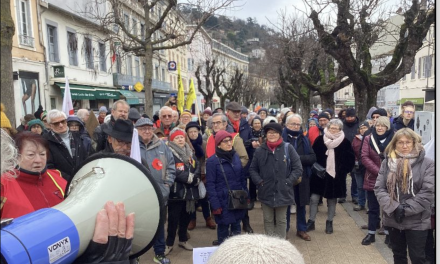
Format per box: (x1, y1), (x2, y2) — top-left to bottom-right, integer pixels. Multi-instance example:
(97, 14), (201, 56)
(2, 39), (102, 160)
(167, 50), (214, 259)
(290, 205), (296, 214)
(178, 241), (193, 251)
(164, 245), (173, 256)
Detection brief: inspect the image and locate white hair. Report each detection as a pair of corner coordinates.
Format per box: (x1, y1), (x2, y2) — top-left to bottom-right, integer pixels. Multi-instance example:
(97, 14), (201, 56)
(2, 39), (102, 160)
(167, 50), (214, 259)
(46, 109), (67, 124)
(1, 129), (18, 178)
(76, 109), (89, 121)
(262, 116), (278, 127)
(112, 100), (129, 111)
(159, 106), (173, 117)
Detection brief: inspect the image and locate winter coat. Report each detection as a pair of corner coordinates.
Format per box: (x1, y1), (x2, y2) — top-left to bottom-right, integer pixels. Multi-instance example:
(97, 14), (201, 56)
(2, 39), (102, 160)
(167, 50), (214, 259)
(393, 116), (414, 131)
(43, 131), (89, 182)
(93, 116), (115, 152)
(310, 135), (355, 199)
(352, 135), (363, 162)
(206, 153), (247, 225)
(375, 150), (434, 230)
(343, 117), (359, 143)
(169, 150), (200, 201)
(140, 134), (176, 200)
(285, 134), (316, 206)
(361, 135), (383, 191)
(249, 142), (302, 208)
(68, 116), (95, 155)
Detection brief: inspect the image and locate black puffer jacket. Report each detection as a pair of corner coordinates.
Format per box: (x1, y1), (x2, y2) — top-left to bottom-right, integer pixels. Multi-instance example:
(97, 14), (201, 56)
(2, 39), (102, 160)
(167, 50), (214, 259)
(249, 141), (303, 208)
(393, 116), (414, 131)
(43, 131), (89, 182)
(169, 147), (201, 201)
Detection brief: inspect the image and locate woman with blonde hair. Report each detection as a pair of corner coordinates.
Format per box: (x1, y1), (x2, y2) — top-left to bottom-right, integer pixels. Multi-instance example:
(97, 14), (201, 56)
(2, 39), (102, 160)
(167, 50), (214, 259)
(375, 128), (434, 264)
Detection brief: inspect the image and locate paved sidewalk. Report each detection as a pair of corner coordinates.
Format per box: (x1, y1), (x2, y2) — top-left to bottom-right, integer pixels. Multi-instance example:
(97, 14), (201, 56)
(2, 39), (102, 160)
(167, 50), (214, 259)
(138, 199), (392, 264)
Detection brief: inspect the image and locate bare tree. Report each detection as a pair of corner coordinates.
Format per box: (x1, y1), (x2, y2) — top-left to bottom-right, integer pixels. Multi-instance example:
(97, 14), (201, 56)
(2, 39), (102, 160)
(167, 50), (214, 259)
(195, 60), (216, 108)
(307, 0), (435, 118)
(82, 0), (237, 116)
(216, 68), (243, 107)
(1, 0), (16, 126)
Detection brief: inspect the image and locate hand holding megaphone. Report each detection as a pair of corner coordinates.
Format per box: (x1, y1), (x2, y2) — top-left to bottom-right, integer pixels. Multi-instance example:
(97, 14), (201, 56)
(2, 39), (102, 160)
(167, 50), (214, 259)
(73, 201), (135, 263)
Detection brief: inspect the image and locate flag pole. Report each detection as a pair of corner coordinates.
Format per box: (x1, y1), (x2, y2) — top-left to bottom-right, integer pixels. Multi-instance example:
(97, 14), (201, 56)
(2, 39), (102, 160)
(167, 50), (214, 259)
(195, 96), (201, 126)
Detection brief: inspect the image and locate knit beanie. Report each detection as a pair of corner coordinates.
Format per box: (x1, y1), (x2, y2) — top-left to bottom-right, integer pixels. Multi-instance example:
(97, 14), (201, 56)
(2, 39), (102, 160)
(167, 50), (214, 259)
(214, 130), (232, 146)
(169, 127), (186, 142)
(185, 121), (201, 133)
(27, 119), (45, 130)
(99, 106), (108, 113)
(345, 108), (356, 117)
(258, 108), (268, 115)
(324, 108), (334, 117)
(203, 108), (212, 116)
(207, 234), (305, 264)
(372, 108), (388, 117)
(181, 110), (192, 117)
(281, 107), (291, 115)
(263, 122), (283, 134)
(241, 106), (248, 114)
(0, 103), (12, 129)
(310, 110), (318, 116)
(40, 111), (48, 120)
(359, 121), (370, 129)
(318, 113), (330, 120)
(375, 116), (390, 130)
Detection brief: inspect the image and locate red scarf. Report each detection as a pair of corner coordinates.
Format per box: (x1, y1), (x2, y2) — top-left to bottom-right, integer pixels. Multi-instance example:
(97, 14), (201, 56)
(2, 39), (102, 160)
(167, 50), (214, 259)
(267, 138), (283, 152)
(228, 115), (240, 133)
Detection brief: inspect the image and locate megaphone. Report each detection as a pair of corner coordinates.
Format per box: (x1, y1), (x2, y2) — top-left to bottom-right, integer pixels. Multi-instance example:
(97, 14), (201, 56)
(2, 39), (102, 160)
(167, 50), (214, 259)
(1, 153), (165, 263)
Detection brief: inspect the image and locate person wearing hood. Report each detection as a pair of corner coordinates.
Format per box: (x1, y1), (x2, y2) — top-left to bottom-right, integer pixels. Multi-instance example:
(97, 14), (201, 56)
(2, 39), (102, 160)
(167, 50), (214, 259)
(307, 117), (320, 146)
(366, 106), (377, 121)
(67, 116), (94, 155)
(309, 110), (318, 119)
(283, 115), (316, 241)
(93, 100), (129, 152)
(339, 108), (360, 204)
(98, 106), (108, 124)
(43, 110), (89, 182)
(375, 128), (434, 263)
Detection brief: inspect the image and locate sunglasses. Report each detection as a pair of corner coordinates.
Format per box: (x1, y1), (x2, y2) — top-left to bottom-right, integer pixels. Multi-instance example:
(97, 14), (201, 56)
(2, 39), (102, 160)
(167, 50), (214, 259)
(162, 115), (172, 119)
(51, 119), (67, 126)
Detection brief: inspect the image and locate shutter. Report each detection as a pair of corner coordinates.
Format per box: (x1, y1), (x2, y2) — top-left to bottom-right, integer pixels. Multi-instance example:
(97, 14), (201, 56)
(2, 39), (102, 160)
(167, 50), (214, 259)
(418, 57), (421, 78)
(427, 55), (432, 77)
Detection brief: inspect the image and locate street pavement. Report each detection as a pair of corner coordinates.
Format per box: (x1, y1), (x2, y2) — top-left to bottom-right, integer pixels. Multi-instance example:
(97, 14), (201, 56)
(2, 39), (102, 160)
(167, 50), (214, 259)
(138, 177), (393, 264)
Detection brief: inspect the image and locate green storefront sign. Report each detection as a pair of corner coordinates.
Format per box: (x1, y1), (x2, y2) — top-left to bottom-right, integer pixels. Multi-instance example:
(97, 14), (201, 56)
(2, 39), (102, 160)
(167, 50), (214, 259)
(56, 82), (121, 100)
(53, 66), (65, 78)
(95, 90), (120, 99)
(61, 89), (95, 100)
(397, 98), (424, 105)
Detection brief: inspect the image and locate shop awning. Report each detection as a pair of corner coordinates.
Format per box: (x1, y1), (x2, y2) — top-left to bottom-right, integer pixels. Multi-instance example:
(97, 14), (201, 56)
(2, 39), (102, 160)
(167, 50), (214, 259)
(119, 90), (140, 105)
(56, 82), (121, 100)
(344, 101), (355, 106)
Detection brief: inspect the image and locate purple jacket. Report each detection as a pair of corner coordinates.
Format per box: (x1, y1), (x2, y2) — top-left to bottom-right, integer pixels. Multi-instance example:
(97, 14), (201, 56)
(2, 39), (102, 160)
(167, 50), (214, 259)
(361, 135), (382, 191)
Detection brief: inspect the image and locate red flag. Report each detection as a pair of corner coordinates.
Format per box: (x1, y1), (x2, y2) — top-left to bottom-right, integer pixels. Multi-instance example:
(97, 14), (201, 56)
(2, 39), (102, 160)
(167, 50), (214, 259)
(112, 44), (116, 63)
(62, 76), (74, 116)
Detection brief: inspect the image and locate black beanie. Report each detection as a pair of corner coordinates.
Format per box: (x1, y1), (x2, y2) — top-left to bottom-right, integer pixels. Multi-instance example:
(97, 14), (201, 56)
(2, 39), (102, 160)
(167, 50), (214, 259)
(185, 121), (201, 133)
(264, 122), (283, 134)
(371, 108), (387, 117)
(345, 108), (356, 117)
(318, 113), (330, 120)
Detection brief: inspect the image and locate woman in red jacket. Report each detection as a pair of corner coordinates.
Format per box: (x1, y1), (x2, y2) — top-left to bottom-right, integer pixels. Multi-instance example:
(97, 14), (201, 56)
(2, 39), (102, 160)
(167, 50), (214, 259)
(360, 116), (394, 246)
(1, 131), (67, 218)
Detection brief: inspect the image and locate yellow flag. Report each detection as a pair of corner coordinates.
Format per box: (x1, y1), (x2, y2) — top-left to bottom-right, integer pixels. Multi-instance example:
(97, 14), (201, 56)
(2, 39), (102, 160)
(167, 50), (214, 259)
(177, 63), (185, 113)
(185, 79), (196, 110)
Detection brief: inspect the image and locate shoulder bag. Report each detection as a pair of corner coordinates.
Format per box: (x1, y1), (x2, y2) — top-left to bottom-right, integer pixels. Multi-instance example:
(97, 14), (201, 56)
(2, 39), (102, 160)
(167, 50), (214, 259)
(217, 156), (248, 210)
(312, 162), (326, 179)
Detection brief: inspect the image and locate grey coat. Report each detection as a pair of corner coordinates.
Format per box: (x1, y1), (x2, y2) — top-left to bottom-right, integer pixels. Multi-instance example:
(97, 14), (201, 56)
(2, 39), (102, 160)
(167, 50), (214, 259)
(249, 142), (303, 208)
(140, 135), (176, 200)
(374, 150), (434, 230)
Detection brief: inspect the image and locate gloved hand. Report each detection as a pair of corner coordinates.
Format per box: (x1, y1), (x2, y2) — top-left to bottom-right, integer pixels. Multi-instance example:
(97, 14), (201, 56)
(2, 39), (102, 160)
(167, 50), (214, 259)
(73, 201), (135, 264)
(394, 204), (407, 224)
(212, 208), (222, 215)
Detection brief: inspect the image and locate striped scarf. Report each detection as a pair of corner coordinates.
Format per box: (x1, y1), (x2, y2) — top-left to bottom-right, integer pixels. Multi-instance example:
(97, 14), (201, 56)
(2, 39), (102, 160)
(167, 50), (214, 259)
(386, 143), (422, 202)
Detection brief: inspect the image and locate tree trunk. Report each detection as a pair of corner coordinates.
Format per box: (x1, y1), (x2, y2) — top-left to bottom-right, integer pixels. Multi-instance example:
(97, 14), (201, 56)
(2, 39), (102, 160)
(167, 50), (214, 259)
(143, 43), (154, 117)
(1, 0), (16, 126)
(319, 93), (335, 111)
(353, 83), (369, 121)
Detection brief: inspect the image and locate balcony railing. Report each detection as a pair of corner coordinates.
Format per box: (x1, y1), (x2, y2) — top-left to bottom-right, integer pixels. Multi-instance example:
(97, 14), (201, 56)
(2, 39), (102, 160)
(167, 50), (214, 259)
(113, 73), (171, 91)
(19, 35), (34, 48)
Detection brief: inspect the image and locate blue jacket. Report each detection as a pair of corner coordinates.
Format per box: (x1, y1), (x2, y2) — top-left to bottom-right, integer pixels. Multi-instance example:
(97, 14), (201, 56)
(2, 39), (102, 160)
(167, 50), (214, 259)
(206, 153), (247, 225)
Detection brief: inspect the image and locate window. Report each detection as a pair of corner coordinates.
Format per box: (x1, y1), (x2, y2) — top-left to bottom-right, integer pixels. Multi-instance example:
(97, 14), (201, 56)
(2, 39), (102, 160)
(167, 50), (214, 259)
(67, 31), (78, 66)
(116, 54), (122, 73)
(47, 25), (59, 62)
(17, 0), (33, 47)
(140, 24), (145, 40)
(161, 68), (165, 82)
(99, 43), (106, 72)
(124, 14), (130, 30)
(126, 55), (132, 76)
(135, 57), (140, 77)
(422, 55), (432, 78)
(132, 19), (137, 35)
(50, 97), (56, 110)
(410, 63), (415, 79)
(84, 37), (94, 69)
(155, 65), (159, 80)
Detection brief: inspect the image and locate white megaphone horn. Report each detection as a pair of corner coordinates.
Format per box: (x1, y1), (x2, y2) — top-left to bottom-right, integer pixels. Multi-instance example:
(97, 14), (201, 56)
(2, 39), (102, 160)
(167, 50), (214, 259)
(1, 153), (165, 263)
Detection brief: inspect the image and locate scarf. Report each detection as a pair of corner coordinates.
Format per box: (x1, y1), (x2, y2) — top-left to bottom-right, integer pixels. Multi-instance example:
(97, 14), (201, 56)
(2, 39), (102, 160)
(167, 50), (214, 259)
(168, 141), (194, 167)
(323, 128), (345, 178)
(266, 138), (283, 152)
(51, 129), (76, 159)
(282, 128), (312, 176)
(189, 134), (204, 158)
(228, 116), (240, 133)
(386, 143), (422, 203)
(98, 115), (105, 124)
(252, 128), (263, 138)
(370, 128), (394, 154)
(215, 147), (236, 163)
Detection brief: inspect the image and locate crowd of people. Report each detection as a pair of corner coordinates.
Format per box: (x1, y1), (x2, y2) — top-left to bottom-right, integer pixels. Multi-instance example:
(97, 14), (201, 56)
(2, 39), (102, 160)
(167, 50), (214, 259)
(0, 98), (434, 264)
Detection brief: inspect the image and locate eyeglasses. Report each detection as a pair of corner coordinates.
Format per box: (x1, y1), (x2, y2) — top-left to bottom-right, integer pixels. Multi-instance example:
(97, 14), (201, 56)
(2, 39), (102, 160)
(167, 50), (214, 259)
(162, 115), (172, 119)
(287, 123), (301, 127)
(404, 111), (414, 114)
(328, 127), (340, 131)
(397, 141), (413, 147)
(50, 119), (67, 126)
(212, 121), (224, 126)
(137, 126), (154, 132)
(221, 138), (232, 144)
(375, 124), (387, 128)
